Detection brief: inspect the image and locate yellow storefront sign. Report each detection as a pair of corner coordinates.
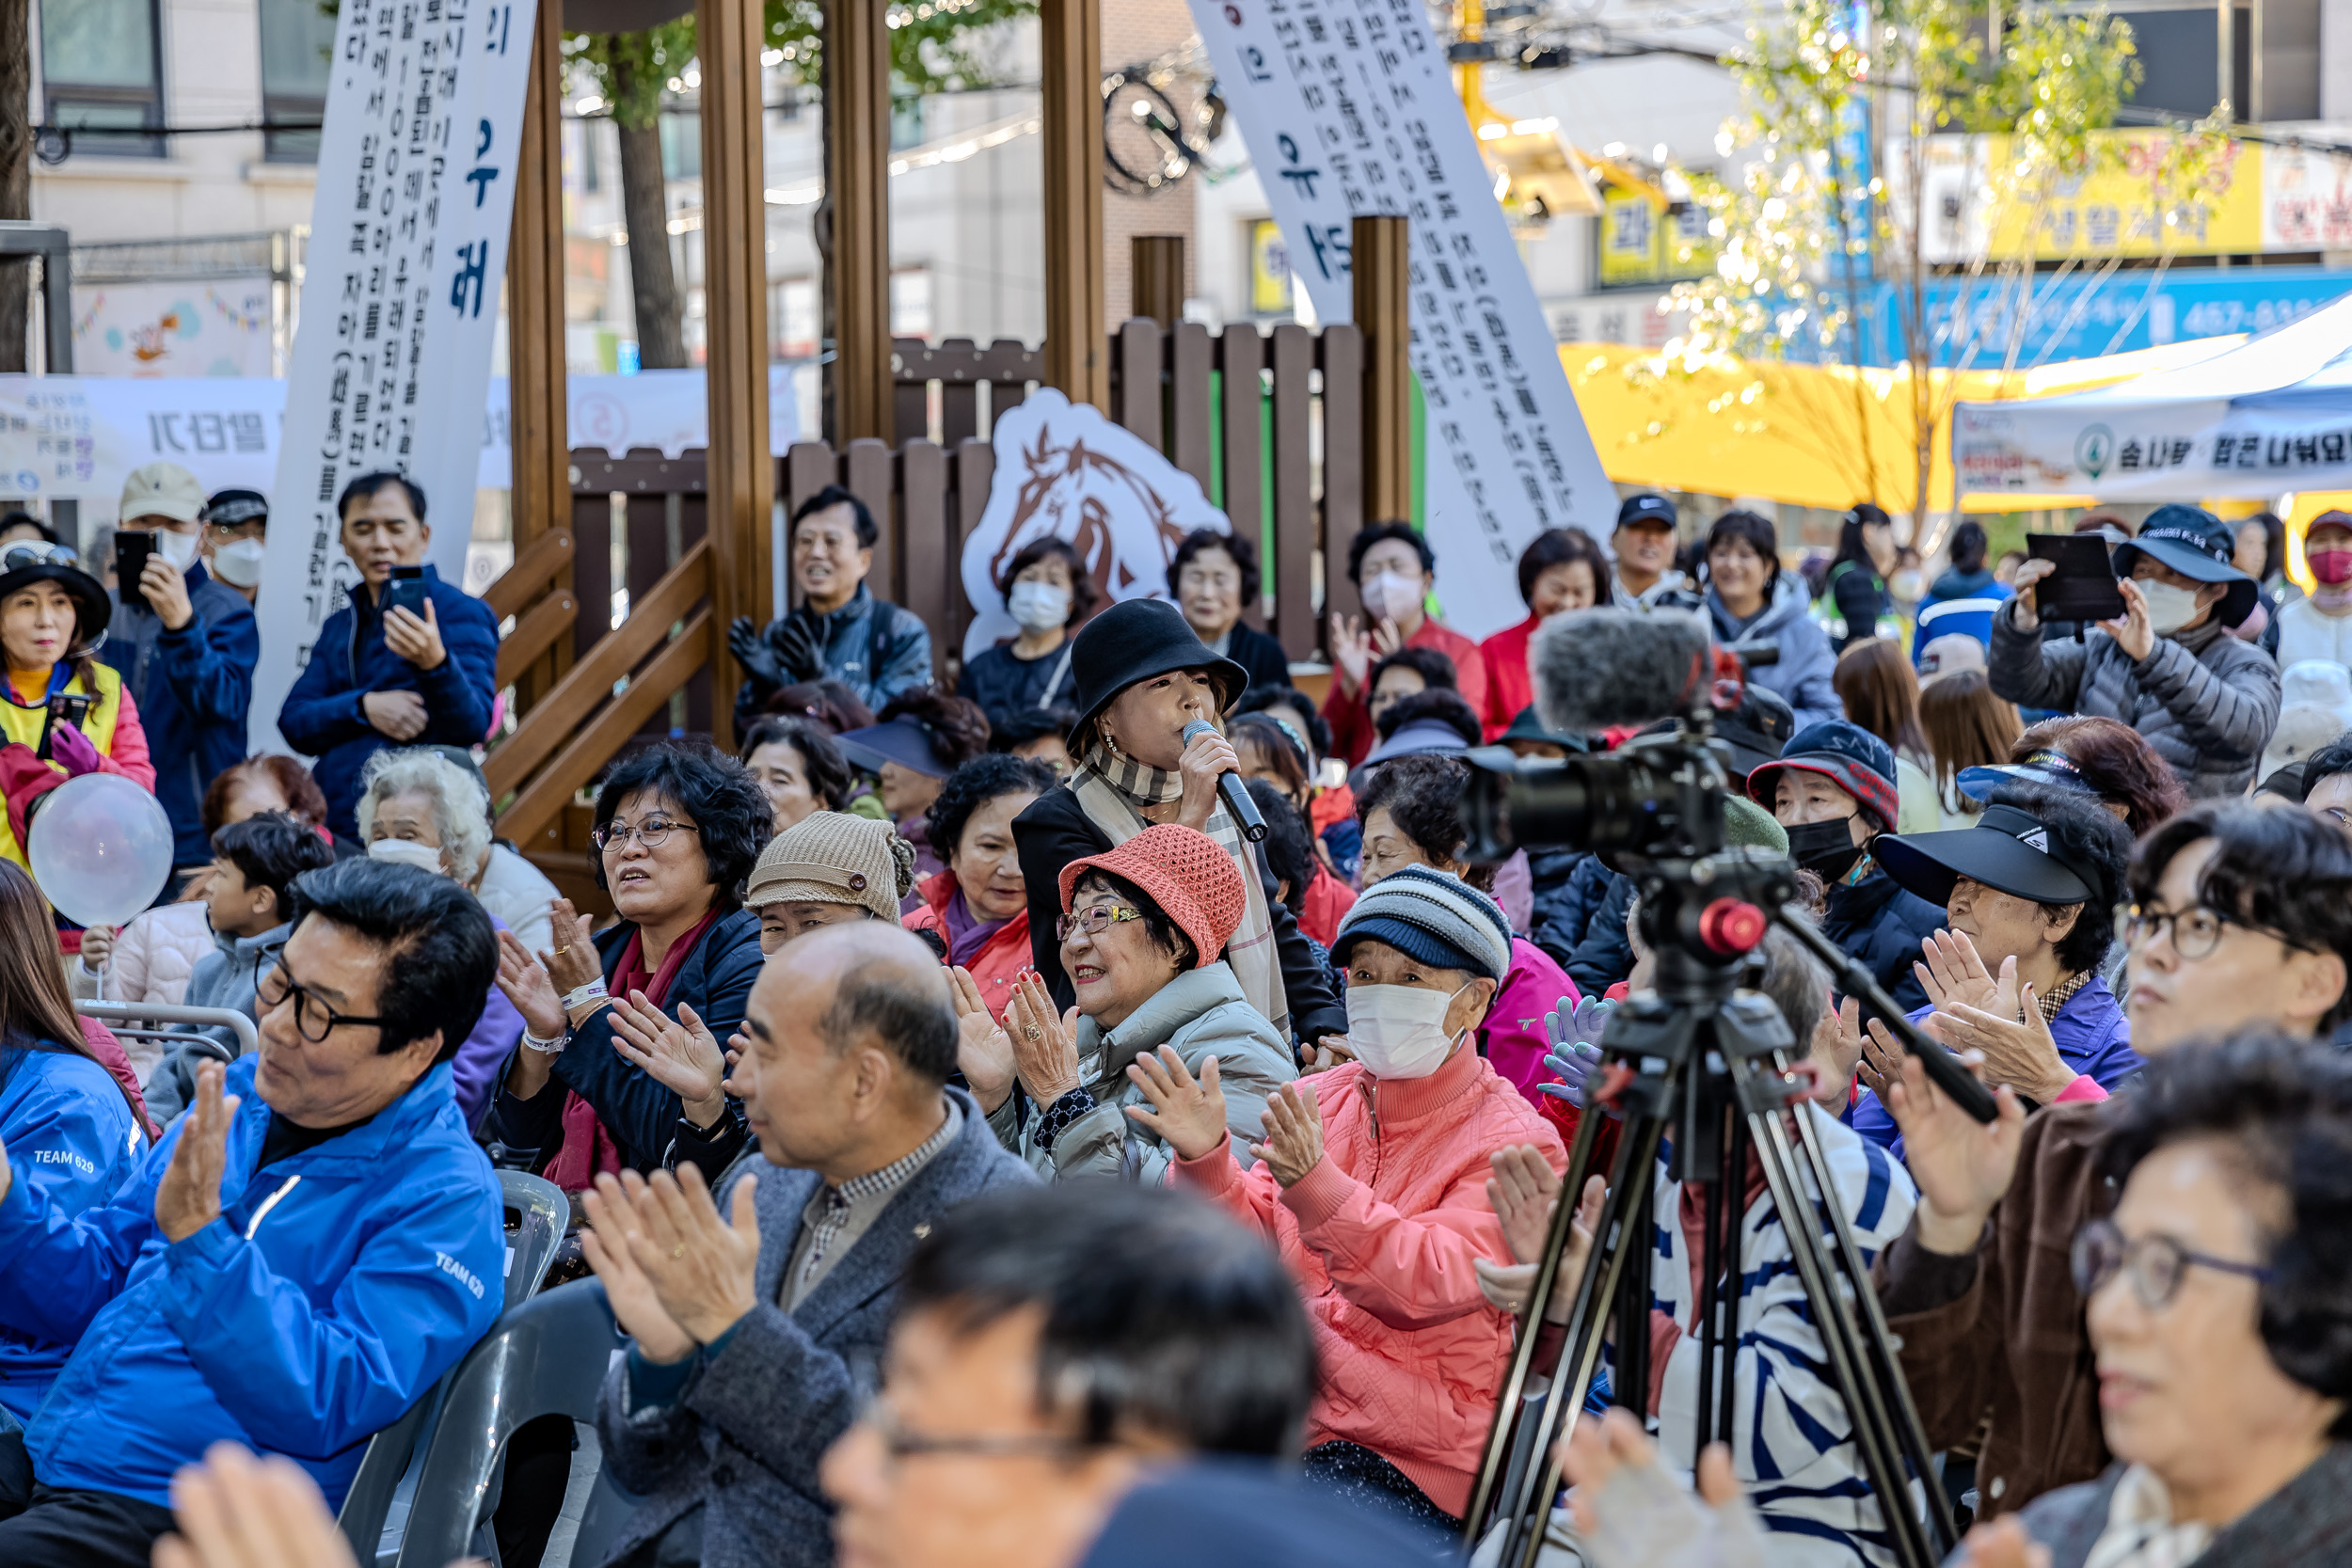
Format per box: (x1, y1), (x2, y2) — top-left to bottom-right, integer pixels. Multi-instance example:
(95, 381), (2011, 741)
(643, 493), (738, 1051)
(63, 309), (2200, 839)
(1984, 130), (2261, 261)
(1248, 219), (1294, 316)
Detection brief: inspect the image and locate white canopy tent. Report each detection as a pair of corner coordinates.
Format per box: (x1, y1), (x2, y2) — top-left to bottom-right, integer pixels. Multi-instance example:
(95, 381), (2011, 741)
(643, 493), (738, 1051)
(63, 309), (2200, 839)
(1953, 289), (2352, 503)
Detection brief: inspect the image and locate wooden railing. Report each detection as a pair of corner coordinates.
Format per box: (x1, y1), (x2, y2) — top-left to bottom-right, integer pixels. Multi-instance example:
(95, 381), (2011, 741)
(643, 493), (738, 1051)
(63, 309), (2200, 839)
(482, 319), (1375, 899)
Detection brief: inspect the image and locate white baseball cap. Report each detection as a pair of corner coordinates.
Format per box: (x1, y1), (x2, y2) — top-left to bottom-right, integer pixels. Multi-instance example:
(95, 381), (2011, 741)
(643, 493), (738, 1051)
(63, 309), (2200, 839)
(119, 462), (205, 525)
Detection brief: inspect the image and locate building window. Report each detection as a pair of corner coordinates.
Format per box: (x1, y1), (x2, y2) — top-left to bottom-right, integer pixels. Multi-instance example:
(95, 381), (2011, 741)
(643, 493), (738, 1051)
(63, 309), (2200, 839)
(40, 0), (166, 158)
(257, 0), (336, 161)
(890, 269), (932, 339)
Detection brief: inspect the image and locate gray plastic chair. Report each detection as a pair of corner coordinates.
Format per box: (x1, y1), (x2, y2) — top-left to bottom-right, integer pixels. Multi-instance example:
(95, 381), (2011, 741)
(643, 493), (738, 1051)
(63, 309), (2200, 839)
(336, 1170), (569, 1563)
(391, 1278), (628, 1568)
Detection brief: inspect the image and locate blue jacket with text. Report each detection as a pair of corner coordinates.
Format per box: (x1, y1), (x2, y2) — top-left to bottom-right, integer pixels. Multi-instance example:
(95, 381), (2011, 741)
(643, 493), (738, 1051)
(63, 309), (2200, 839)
(0, 1056), (502, 1509)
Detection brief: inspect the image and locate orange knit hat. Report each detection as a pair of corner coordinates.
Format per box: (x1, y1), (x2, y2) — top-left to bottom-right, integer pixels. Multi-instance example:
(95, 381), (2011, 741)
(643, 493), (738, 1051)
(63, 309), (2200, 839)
(1057, 824), (1247, 967)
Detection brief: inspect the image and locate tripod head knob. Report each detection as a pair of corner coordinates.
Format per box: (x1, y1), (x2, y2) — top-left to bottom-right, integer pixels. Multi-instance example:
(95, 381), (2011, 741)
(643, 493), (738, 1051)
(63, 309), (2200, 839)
(1696, 897), (1768, 956)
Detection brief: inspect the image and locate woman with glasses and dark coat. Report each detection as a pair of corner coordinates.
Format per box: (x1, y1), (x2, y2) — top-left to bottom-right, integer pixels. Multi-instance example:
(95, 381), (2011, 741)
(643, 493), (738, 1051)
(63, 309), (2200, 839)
(488, 742), (772, 1180)
(1010, 599), (1348, 1061)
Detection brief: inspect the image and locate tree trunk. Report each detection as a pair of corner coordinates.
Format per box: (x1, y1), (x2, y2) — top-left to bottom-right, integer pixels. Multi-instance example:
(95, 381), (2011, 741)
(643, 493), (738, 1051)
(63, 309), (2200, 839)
(612, 52), (687, 370)
(0, 0), (32, 372)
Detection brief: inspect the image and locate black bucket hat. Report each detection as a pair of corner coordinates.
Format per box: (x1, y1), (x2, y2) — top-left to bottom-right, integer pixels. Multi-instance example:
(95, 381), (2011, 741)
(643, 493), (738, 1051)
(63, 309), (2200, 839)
(2112, 504), (2258, 629)
(1874, 801), (2102, 909)
(1065, 598), (1249, 738)
(0, 542), (110, 654)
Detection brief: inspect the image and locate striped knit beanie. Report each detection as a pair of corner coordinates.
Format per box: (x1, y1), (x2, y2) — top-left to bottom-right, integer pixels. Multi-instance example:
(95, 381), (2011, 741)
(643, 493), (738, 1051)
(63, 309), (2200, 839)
(744, 811), (914, 922)
(1331, 864), (1514, 982)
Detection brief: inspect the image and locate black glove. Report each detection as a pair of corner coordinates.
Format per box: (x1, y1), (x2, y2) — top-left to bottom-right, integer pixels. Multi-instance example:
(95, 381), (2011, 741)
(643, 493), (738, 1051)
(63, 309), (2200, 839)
(770, 615), (824, 684)
(728, 615), (789, 691)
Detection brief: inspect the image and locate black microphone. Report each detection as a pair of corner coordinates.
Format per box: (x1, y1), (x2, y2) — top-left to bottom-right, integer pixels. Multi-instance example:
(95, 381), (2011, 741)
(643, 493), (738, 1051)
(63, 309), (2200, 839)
(1183, 719), (1268, 842)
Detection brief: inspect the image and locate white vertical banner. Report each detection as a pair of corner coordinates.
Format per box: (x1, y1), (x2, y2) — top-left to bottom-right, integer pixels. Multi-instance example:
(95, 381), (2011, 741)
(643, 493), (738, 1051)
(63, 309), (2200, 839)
(1185, 0), (1617, 638)
(248, 0), (537, 756)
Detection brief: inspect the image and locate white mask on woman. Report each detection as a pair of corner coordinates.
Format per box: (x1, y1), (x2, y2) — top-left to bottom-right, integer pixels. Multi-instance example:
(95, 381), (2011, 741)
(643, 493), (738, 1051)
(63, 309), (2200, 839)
(1007, 579), (1072, 633)
(211, 537), (267, 588)
(2137, 579), (2205, 636)
(1362, 571), (1420, 624)
(1344, 982), (1465, 1079)
(368, 836), (447, 876)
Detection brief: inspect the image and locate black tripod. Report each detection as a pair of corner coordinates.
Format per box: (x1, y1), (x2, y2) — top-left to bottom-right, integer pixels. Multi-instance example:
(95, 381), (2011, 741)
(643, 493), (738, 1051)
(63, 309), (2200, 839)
(1463, 872), (1994, 1568)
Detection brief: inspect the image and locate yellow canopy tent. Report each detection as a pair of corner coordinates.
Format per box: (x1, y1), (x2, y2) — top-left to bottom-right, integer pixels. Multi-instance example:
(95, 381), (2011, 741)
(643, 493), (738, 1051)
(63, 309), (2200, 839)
(1558, 336), (2245, 515)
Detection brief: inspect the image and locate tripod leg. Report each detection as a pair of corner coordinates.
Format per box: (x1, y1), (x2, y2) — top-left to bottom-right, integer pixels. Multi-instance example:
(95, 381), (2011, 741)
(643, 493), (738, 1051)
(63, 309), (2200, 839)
(1694, 1111), (1726, 1453)
(1714, 1109), (1749, 1454)
(1783, 1096), (1962, 1557)
(1734, 1070), (1938, 1568)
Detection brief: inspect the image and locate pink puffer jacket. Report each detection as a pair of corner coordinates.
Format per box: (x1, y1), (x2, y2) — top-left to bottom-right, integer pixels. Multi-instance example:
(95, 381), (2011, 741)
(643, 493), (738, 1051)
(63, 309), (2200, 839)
(1173, 1042), (1565, 1518)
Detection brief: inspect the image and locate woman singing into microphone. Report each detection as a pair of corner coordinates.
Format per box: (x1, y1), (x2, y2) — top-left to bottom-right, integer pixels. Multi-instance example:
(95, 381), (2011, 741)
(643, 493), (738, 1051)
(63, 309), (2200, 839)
(1011, 597), (1347, 1060)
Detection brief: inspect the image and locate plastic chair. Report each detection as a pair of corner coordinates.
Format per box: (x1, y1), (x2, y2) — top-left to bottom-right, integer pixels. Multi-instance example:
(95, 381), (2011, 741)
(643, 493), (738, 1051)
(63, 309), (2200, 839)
(335, 1170), (569, 1563)
(77, 1000), (259, 1060)
(390, 1278), (627, 1568)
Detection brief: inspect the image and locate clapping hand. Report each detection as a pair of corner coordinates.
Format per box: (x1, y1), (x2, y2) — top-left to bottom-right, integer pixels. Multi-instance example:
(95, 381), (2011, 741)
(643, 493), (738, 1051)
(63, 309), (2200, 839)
(1249, 1082), (1326, 1188)
(1122, 1045), (1229, 1161)
(948, 966), (1017, 1114)
(1808, 997), (1864, 1105)
(541, 899), (605, 1016)
(1915, 929), (2000, 1016)
(1005, 973), (1084, 1104)
(609, 994), (728, 1127)
(493, 927), (566, 1040)
(1880, 1034), (2026, 1254)
(1560, 1406), (1766, 1568)
(1473, 1146), (1604, 1323)
(1929, 958), (2075, 1104)
(1328, 612), (1375, 694)
(580, 1173), (698, 1365)
(583, 1164), (760, 1349)
(154, 1442), (361, 1568)
(157, 1060), (239, 1243)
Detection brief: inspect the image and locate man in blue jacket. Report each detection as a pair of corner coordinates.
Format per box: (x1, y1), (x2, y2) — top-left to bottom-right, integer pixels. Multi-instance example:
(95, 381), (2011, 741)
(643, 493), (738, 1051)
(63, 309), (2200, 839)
(0, 860), (504, 1568)
(104, 463), (261, 879)
(277, 473), (501, 839)
(726, 485), (933, 733)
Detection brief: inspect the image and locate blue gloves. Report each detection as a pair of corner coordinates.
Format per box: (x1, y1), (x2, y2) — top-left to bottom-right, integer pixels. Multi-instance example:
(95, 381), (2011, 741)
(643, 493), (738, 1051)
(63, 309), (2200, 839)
(1538, 994), (1616, 1109)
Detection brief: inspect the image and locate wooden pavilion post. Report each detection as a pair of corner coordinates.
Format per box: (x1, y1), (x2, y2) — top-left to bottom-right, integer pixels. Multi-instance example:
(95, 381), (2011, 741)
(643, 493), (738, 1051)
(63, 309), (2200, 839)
(1352, 214), (1411, 524)
(825, 0), (894, 441)
(1040, 0), (1107, 408)
(698, 0), (774, 752)
(505, 0), (573, 712)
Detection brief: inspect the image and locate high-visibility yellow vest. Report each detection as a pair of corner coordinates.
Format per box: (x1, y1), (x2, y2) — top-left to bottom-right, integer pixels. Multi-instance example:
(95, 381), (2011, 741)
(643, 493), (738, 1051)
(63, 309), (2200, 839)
(0, 661), (123, 869)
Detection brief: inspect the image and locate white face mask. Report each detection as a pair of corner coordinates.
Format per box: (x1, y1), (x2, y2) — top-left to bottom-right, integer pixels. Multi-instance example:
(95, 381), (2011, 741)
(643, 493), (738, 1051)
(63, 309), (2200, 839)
(152, 527), (200, 571)
(368, 836), (448, 877)
(2137, 579), (2206, 636)
(211, 537), (266, 588)
(1344, 982), (1465, 1080)
(1007, 579), (1072, 633)
(1890, 568), (1924, 600)
(1362, 571), (1421, 623)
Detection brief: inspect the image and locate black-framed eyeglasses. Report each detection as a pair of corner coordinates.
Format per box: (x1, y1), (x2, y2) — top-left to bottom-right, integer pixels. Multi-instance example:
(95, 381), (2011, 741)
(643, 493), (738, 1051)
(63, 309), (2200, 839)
(2115, 901), (2303, 962)
(2071, 1217), (2272, 1309)
(1, 541), (76, 574)
(856, 1392), (1088, 1466)
(257, 964), (387, 1043)
(592, 816), (695, 854)
(1056, 905), (1142, 942)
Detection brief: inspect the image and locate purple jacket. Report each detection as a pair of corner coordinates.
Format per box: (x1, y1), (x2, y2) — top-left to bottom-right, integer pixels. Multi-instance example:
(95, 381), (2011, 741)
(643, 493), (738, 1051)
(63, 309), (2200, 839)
(451, 913), (526, 1132)
(1482, 937), (1581, 1109)
(1849, 972), (2136, 1154)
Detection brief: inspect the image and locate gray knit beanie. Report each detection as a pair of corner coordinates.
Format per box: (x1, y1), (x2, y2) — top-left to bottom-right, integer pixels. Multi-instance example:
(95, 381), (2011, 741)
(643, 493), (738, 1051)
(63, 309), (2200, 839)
(1330, 864), (1514, 981)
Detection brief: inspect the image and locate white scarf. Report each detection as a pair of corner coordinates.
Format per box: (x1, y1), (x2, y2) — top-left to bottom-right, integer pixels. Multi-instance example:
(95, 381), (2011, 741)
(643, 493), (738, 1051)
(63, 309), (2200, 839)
(1070, 740), (1290, 1038)
(2081, 1465), (2216, 1568)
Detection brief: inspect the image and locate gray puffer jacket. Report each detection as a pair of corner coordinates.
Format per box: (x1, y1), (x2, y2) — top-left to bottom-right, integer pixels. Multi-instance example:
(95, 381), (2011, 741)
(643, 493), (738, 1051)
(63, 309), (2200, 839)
(1988, 604), (2280, 797)
(987, 960), (1296, 1185)
(143, 922), (285, 1125)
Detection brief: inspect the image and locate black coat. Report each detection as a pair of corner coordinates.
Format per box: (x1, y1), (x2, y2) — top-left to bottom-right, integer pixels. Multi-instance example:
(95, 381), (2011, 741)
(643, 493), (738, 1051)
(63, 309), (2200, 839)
(958, 638), (1077, 722)
(489, 906), (767, 1174)
(1820, 869), (1943, 1015)
(1219, 621), (1295, 689)
(1011, 785), (1346, 1045)
(1565, 867), (1638, 999)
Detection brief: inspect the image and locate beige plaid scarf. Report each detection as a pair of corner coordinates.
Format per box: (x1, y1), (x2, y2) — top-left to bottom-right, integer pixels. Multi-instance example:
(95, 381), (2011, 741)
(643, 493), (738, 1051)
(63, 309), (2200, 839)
(1071, 740), (1290, 1038)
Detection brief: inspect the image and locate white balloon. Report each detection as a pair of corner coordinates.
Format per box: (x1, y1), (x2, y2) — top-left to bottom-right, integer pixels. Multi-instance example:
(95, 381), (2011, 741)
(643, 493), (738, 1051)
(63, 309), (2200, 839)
(27, 773), (176, 930)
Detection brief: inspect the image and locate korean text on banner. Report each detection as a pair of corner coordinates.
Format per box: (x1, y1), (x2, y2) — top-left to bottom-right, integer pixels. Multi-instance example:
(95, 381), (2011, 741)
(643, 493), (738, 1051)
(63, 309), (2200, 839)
(247, 0), (536, 757)
(1184, 0), (1616, 639)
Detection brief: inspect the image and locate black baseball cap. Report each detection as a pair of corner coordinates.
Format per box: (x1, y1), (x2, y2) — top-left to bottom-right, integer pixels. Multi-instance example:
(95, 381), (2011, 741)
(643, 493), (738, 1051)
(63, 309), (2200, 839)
(2112, 504), (2257, 627)
(1615, 494), (1677, 531)
(1875, 802), (2102, 908)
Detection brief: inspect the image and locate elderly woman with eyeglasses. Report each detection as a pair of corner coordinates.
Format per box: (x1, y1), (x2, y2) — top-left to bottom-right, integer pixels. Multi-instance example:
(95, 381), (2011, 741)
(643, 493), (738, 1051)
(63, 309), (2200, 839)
(1947, 1031), (2352, 1568)
(1870, 800), (2352, 1523)
(490, 742), (772, 1183)
(957, 822), (1295, 1184)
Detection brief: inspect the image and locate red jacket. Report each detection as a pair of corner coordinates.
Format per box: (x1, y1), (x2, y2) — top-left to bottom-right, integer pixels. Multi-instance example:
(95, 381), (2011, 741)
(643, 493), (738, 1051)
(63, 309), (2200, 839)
(1173, 1043), (1565, 1517)
(903, 870), (1032, 1021)
(1321, 618), (1489, 765)
(1478, 613), (1542, 741)
(1296, 865), (1355, 948)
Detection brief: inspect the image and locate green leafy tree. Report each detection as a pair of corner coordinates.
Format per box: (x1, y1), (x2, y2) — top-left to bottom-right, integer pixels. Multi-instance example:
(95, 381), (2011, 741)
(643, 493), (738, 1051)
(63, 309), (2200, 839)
(1666, 0), (2230, 543)
(565, 0), (1034, 368)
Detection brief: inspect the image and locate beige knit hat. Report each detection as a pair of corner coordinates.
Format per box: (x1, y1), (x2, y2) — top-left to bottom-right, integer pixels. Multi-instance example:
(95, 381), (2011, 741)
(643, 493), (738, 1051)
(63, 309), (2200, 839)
(744, 811), (915, 921)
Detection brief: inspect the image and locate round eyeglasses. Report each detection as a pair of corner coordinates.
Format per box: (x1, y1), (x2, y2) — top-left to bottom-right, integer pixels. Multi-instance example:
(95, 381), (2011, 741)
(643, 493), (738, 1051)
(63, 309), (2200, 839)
(592, 816), (694, 854)
(2070, 1216), (2271, 1309)
(2114, 901), (2302, 963)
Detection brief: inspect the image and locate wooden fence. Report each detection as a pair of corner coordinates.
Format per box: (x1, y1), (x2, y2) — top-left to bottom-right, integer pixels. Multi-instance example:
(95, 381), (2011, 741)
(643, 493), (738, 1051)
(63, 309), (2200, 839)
(482, 319), (1375, 898)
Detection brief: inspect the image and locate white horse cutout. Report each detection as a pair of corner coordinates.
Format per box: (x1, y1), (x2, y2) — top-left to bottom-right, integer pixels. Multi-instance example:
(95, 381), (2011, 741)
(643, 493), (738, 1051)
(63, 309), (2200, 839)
(959, 388), (1232, 663)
